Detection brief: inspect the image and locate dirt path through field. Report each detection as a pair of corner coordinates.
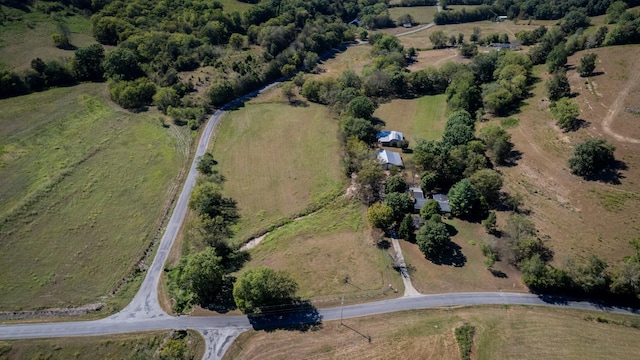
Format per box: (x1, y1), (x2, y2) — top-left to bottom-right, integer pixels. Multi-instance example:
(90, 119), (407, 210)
(601, 61), (640, 144)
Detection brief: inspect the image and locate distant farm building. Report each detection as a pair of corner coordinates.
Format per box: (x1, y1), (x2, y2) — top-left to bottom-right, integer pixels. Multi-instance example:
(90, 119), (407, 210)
(377, 149), (403, 170)
(410, 187), (426, 210)
(377, 131), (404, 147)
(433, 193), (451, 213)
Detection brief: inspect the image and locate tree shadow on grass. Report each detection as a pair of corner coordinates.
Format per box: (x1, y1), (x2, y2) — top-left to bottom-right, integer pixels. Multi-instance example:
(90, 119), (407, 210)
(248, 300), (323, 332)
(489, 268), (508, 278)
(583, 160), (628, 185)
(430, 242), (466, 267)
(202, 275), (238, 313)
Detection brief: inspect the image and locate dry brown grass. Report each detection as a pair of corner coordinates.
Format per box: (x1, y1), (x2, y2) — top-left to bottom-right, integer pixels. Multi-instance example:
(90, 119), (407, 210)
(401, 219), (527, 294)
(224, 305), (640, 360)
(238, 201), (404, 304)
(397, 19), (548, 50)
(211, 97), (345, 244)
(389, 6), (438, 24)
(316, 44), (373, 79)
(496, 45), (640, 265)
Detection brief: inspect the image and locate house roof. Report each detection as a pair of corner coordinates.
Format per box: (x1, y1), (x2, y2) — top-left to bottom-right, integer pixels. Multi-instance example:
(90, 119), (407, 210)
(377, 131), (404, 143)
(377, 149), (403, 167)
(433, 193), (451, 213)
(410, 187), (426, 210)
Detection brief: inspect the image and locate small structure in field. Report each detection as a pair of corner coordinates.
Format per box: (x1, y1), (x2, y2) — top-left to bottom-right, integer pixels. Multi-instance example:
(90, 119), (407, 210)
(410, 186), (426, 210)
(377, 131), (405, 147)
(377, 149), (403, 170)
(433, 193), (451, 213)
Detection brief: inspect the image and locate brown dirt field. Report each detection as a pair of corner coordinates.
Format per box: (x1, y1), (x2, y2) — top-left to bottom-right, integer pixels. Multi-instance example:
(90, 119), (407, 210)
(224, 305), (640, 360)
(400, 219), (527, 294)
(497, 45), (640, 265)
(408, 47), (469, 71)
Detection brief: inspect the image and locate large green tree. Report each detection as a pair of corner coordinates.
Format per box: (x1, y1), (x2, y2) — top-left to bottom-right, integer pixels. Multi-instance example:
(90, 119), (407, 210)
(70, 44), (105, 81)
(383, 192), (414, 223)
(568, 138), (616, 177)
(188, 182), (240, 224)
(469, 169), (503, 206)
(448, 178), (480, 218)
(577, 53), (598, 77)
(367, 202), (394, 230)
(550, 97), (580, 131)
(416, 217), (450, 260)
(233, 267), (299, 314)
(173, 247), (224, 304)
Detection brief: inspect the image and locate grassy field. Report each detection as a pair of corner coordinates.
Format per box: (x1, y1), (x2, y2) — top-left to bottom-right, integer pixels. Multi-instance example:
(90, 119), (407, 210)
(218, 0), (254, 13)
(374, 94), (447, 142)
(400, 219), (527, 294)
(497, 45), (640, 264)
(211, 94), (345, 244)
(0, 330), (204, 359)
(0, 83), (191, 311)
(0, 7), (96, 71)
(224, 305), (640, 359)
(317, 44), (373, 79)
(389, 6), (438, 24)
(398, 19), (545, 50)
(239, 200), (404, 304)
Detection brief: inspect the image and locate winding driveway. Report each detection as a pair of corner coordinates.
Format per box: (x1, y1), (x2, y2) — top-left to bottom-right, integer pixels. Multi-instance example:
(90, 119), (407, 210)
(2, 4), (640, 359)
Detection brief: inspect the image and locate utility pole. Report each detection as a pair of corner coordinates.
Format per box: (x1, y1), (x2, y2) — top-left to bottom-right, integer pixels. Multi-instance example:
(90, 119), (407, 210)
(340, 296), (344, 325)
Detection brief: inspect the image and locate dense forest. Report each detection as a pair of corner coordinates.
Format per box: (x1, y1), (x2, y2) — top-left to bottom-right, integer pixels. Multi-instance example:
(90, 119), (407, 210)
(437, 0), (640, 23)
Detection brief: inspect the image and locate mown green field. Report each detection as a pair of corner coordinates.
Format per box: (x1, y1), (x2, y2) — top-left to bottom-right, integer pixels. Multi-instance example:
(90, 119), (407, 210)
(225, 305), (640, 359)
(240, 200), (404, 301)
(211, 99), (345, 244)
(389, 6), (438, 24)
(0, 83), (190, 311)
(0, 330), (204, 360)
(374, 94), (447, 142)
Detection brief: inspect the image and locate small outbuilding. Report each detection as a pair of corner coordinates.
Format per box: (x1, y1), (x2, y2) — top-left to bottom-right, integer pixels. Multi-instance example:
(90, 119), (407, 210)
(433, 193), (451, 213)
(377, 131), (404, 147)
(410, 186), (426, 211)
(377, 149), (403, 170)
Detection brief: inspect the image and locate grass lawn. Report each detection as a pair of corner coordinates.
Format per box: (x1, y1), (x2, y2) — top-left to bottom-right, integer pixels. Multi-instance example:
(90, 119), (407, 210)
(211, 97), (345, 244)
(400, 219), (527, 294)
(389, 6), (438, 24)
(239, 200), (404, 304)
(0, 330), (204, 359)
(0, 8), (96, 71)
(0, 83), (191, 311)
(224, 305), (640, 360)
(374, 94), (447, 142)
(317, 44), (373, 79)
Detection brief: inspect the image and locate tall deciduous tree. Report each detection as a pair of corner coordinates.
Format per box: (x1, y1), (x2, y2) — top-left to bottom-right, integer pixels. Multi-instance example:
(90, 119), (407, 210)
(577, 53), (598, 77)
(550, 97), (580, 131)
(469, 169), (503, 206)
(546, 69), (571, 101)
(568, 138), (616, 177)
(173, 247), (224, 303)
(367, 202), (394, 230)
(416, 217), (450, 260)
(448, 178), (480, 218)
(233, 267), (298, 314)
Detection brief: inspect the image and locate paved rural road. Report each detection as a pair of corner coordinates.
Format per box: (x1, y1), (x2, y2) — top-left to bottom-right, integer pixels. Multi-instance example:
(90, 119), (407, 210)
(2, 5), (640, 358)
